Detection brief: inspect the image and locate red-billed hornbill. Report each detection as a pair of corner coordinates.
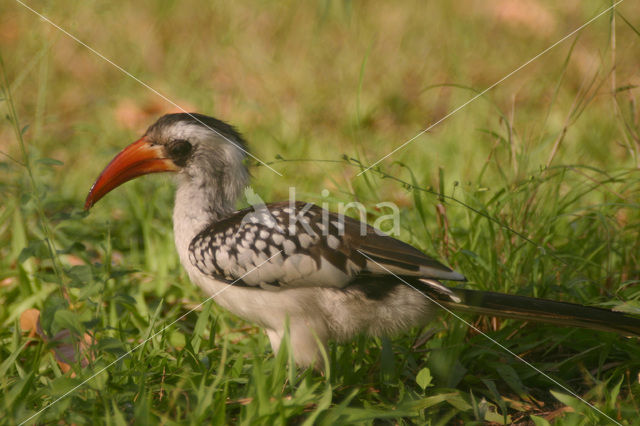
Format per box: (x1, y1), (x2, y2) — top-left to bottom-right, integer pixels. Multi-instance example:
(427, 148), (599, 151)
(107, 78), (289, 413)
(85, 113), (640, 367)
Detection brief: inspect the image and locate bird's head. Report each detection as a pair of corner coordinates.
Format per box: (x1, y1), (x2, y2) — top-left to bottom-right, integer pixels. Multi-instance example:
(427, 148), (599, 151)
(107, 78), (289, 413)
(85, 113), (249, 210)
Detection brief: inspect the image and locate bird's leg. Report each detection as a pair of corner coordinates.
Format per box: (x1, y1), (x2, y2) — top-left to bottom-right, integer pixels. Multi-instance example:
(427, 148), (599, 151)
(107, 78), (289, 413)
(266, 322), (328, 370)
(291, 322), (331, 370)
(265, 328), (283, 354)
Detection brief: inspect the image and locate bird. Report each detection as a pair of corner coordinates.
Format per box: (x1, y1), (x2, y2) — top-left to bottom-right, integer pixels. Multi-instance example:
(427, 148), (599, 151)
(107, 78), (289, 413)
(85, 112), (640, 367)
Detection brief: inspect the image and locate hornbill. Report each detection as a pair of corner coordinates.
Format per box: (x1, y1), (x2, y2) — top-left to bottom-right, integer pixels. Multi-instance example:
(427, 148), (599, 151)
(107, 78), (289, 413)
(85, 113), (640, 367)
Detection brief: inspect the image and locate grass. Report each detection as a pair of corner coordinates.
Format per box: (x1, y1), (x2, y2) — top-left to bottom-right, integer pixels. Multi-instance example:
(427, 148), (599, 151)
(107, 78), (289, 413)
(1, 0), (640, 423)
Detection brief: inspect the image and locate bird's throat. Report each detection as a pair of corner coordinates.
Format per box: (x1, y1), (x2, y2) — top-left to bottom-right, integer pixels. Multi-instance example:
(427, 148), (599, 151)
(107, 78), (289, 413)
(172, 180), (235, 270)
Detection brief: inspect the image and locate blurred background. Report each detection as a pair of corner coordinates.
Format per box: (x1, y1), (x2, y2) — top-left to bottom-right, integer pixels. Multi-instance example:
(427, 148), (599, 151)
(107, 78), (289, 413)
(2, 0), (640, 423)
(3, 1), (639, 199)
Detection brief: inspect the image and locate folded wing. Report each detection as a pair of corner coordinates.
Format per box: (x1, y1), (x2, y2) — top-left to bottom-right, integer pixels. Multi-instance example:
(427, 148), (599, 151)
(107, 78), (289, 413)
(188, 202), (465, 293)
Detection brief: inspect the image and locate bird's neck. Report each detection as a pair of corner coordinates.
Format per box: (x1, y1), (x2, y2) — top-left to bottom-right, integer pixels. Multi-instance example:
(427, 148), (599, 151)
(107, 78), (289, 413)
(172, 170), (246, 268)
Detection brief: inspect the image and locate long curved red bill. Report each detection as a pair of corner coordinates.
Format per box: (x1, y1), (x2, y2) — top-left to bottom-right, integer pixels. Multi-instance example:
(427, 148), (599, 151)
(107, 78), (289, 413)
(84, 138), (178, 209)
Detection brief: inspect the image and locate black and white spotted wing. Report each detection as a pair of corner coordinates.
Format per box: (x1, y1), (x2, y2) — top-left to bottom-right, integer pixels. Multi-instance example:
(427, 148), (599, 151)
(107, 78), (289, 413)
(188, 201), (465, 291)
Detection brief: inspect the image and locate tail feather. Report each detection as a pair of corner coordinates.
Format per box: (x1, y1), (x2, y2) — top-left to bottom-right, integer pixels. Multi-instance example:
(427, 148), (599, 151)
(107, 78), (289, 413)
(437, 288), (640, 337)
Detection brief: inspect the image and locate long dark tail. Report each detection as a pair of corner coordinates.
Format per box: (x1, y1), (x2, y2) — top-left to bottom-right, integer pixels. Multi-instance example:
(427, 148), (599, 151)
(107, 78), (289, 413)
(437, 288), (640, 337)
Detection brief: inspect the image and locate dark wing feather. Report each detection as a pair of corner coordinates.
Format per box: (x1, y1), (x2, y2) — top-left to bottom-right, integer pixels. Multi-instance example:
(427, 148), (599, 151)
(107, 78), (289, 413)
(339, 213), (465, 281)
(188, 201), (465, 291)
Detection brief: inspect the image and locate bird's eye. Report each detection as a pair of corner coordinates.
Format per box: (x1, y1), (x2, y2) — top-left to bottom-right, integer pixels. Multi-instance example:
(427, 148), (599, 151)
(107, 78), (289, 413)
(166, 139), (192, 165)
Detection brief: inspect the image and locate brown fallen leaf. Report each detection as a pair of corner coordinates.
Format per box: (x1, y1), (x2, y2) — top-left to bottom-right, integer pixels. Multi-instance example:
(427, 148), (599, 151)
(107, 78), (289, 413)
(63, 254), (86, 266)
(20, 308), (40, 338)
(43, 329), (94, 375)
(1, 277), (17, 287)
(20, 308), (94, 376)
(482, 0), (557, 36)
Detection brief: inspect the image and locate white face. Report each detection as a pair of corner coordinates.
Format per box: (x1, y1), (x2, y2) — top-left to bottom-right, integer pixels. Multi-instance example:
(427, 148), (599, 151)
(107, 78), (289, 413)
(155, 119), (248, 191)
(162, 121), (214, 144)
(146, 119), (242, 169)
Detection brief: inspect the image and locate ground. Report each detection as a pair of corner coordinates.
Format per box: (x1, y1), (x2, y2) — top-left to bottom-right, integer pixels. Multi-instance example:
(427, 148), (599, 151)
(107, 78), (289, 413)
(1, 1), (640, 424)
